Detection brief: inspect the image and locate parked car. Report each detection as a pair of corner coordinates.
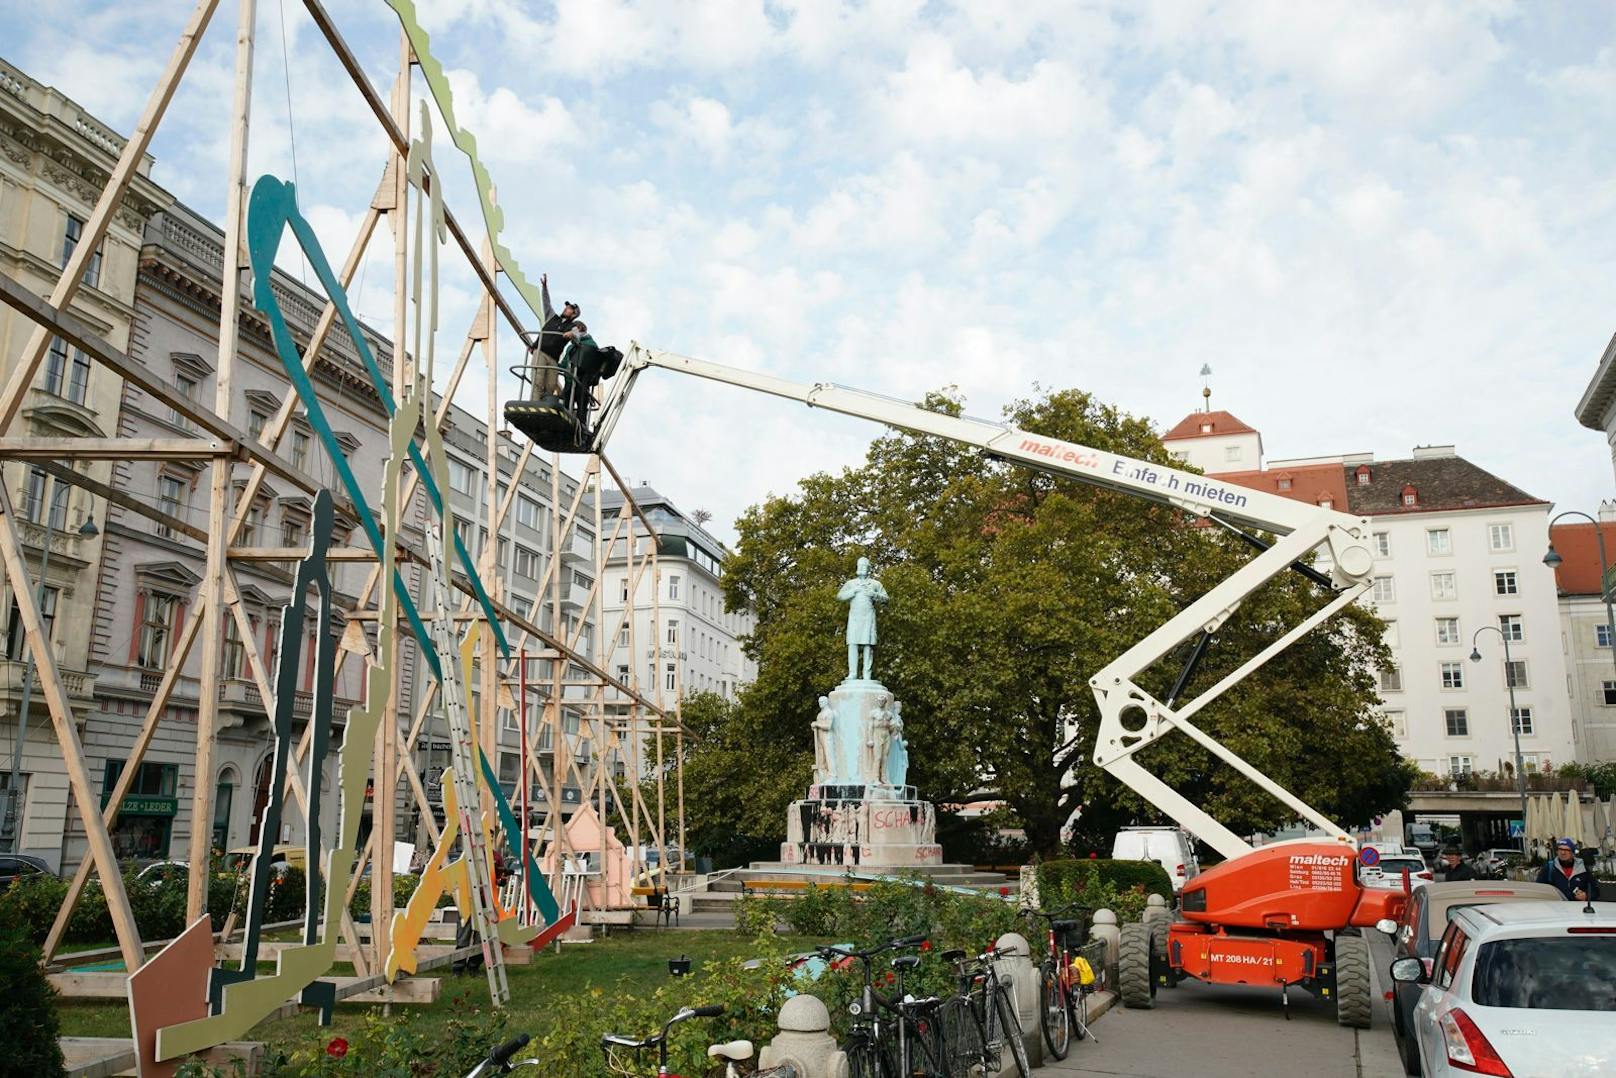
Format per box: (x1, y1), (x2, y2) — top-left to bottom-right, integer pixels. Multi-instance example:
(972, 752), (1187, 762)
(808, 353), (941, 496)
(1377, 880), (1564, 1075)
(1474, 848), (1526, 880)
(132, 859), (190, 889)
(1111, 826), (1199, 893)
(1391, 901), (1616, 1076)
(224, 844), (306, 876)
(1362, 855), (1434, 891)
(0, 853), (52, 887)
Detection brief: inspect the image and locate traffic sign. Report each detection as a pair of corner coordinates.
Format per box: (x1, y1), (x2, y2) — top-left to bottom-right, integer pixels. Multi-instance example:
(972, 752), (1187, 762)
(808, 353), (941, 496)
(1359, 846), (1381, 866)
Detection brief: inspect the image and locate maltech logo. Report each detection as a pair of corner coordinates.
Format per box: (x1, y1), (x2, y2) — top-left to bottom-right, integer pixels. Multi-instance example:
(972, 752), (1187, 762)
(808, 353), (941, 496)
(1290, 853), (1352, 868)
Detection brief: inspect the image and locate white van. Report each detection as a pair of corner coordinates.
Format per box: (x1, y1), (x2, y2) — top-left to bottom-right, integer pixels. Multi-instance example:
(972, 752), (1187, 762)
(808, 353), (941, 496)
(1111, 827), (1199, 893)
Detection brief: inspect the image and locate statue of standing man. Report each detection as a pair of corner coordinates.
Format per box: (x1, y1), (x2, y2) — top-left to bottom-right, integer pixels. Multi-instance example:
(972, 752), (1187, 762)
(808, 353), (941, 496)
(837, 556), (888, 681)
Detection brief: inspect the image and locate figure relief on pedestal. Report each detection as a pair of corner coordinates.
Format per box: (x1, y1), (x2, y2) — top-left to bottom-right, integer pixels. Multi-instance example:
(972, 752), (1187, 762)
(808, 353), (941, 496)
(837, 556), (888, 681)
(812, 695), (835, 784)
(884, 700), (909, 790)
(864, 692), (893, 784)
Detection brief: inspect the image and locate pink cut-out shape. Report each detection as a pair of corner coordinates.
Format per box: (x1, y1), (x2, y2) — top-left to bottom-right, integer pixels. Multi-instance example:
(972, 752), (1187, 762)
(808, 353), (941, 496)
(129, 914), (214, 1077)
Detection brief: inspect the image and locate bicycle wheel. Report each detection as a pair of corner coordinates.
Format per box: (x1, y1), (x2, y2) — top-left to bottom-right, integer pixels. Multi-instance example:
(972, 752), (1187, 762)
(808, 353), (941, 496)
(938, 995), (985, 1075)
(910, 1010), (952, 1078)
(994, 982), (1031, 1078)
(1070, 985), (1090, 1042)
(1039, 964), (1071, 1060)
(845, 1032), (885, 1078)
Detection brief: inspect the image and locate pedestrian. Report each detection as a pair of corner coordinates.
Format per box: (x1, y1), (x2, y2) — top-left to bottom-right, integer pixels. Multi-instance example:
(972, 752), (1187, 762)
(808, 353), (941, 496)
(559, 322), (599, 430)
(1535, 838), (1600, 902)
(529, 273), (578, 400)
(1438, 846), (1477, 882)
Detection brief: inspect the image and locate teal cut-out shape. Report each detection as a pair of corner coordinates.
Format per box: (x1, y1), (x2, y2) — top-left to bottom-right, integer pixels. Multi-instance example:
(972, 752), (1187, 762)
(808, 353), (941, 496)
(245, 175), (555, 921)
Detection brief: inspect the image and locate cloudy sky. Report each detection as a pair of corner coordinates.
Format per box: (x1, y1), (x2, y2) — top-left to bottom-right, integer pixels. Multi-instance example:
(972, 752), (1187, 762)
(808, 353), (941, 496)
(7, 1), (1616, 543)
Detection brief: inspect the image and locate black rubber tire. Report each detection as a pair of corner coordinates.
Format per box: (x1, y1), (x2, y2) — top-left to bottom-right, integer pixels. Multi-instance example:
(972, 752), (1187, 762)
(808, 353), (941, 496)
(994, 982), (1031, 1078)
(1070, 986), (1090, 1041)
(845, 1034), (884, 1078)
(1148, 915), (1170, 961)
(1334, 931), (1373, 1030)
(1119, 922), (1156, 1009)
(1039, 964), (1071, 1060)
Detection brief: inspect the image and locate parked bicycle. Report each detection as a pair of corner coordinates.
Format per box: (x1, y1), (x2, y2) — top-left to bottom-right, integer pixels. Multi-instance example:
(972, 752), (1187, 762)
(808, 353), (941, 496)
(936, 940), (1031, 1078)
(603, 1005), (726, 1076)
(1020, 905), (1100, 1058)
(463, 1032), (535, 1076)
(816, 935), (949, 1078)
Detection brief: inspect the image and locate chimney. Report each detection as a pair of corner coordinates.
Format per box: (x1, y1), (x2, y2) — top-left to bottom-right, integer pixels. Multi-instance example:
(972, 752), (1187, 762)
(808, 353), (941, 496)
(1599, 500), (1616, 523)
(1411, 444), (1456, 460)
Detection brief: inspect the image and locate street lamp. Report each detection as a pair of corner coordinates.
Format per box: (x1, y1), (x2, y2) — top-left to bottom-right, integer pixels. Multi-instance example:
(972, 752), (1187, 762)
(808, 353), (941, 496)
(3, 476), (98, 853)
(1470, 624), (1529, 858)
(1543, 510), (1616, 689)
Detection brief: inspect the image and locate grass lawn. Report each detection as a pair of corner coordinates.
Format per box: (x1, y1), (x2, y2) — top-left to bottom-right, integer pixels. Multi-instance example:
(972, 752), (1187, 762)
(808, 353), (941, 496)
(55, 928), (823, 1054)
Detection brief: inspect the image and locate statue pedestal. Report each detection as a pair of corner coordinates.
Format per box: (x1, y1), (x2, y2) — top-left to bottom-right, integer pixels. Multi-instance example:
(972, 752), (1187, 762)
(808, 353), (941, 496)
(783, 679), (940, 869)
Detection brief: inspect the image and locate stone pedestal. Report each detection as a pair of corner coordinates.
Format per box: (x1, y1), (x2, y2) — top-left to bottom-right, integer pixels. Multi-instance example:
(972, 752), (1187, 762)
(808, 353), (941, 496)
(782, 678), (940, 869)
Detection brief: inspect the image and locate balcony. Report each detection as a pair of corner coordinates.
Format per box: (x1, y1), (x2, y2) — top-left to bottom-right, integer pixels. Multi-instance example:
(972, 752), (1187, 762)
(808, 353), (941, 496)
(217, 678), (353, 726)
(0, 659), (97, 717)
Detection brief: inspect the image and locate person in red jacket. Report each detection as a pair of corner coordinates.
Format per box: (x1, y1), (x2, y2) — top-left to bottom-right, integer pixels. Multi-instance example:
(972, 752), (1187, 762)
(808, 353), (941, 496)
(1535, 838), (1599, 901)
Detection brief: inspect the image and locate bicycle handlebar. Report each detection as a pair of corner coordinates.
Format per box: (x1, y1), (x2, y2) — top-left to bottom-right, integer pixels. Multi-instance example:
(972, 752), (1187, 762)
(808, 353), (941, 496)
(488, 1034), (530, 1068)
(691, 1005), (726, 1018)
(815, 935), (929, 961)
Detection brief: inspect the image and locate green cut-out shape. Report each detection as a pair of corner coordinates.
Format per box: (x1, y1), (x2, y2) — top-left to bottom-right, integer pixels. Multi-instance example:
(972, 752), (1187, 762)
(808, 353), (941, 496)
(385, 0), (548, 325)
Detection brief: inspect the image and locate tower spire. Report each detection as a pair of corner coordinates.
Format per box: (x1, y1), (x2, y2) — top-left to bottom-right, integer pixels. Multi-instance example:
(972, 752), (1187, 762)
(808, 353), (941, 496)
(1200, 363), (1213, 413)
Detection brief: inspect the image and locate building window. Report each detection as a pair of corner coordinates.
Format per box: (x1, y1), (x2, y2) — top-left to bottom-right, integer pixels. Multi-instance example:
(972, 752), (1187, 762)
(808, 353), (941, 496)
(1199, 422), (1212, 434)
(1378, 666), (1403, 693)
(1356, 466), (1372, 485)
(1440, 662), (1464, 690)
(666, 620), (678, 645)
(43, 337), (90, 404)
(282, 514), (306, 547)
(1372, 576), (1396, 602)
(1494, 571), (1518, 596)
(138, 593), (176, 669)
(1521, 753), (1540, 774)
(62, 214), (101, 287)
(619, 625), (629, 647)
(1382, 710), (1406, 737)
(1488, 522), (1514, 552)
(1444, 708), (1469, 736)
(222, 615), (245, 680)
(1401, 485), (1418, 507)
(1598, 624), (1613, 648)
(1430, 571), (1457, 600)
(1224, 445), (1242, 462)
(513, 545), (538, 578)
(669, 574), (681, 600)
(665, 663), (677, 692)
(1511, 707), (1533, 736)
(156, 474), (187, 538)
(1435, 617), (1460, 646)
(290, 430), (310, 470)
(1384, 620), (1399, 648)
(1504, 660), (1528, 689)
(1498, 614), (1523, 642)
(620, 578), (629, 602)
(1318, 497), (1334, 509)
(1427, 528), (1451, 556)
(248, 411), (267, 440)
(241, 502), (263, 546)
(1372, 531), (1391, 557)
(448, 458), (476, 494)
(170, 373), (197, 429)
(21, 467), (68, 531)
(1603, 680), (1616, 706)
(1449, 755), (1474, 778)
(516, 495), (541, 529)
(5, 585), (58, 661)
(1277, 477), (1292, 491)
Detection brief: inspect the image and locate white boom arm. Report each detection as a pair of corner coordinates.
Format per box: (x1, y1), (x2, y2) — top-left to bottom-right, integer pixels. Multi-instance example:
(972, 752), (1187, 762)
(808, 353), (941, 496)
(596, 345), (1375, 859)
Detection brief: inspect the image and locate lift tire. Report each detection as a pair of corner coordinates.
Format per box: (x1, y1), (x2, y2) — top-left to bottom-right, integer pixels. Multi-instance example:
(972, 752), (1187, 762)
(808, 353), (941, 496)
(1334, 932), (1372, 1029)
(1149, 916), (1170, 962)
(1119, 922), (1155, 1010)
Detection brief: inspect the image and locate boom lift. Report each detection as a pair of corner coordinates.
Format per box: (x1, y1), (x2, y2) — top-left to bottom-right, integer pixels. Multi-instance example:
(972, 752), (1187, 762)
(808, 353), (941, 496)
(504, 344), (1405, 1024)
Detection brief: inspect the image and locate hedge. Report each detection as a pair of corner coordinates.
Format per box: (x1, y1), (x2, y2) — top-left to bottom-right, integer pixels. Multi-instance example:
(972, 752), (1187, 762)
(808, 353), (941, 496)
(1038, 858), (1173, 911)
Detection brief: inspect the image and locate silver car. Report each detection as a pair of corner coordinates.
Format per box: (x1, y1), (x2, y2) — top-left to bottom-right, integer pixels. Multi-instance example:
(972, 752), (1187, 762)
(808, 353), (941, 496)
(1391, 901), (1616, 1076)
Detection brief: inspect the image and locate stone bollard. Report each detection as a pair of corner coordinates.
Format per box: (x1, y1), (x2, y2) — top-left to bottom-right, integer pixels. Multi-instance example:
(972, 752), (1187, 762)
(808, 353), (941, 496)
(1142, 892), (1172, 954)
(1091, 907), (1120, 972)
(759, 994), (848, 1078)
(991, 931), (1043, 1074)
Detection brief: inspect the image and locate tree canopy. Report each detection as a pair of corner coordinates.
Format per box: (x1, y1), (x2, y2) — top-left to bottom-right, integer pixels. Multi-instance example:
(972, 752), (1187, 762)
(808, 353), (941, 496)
(683, 387), (1413, 859)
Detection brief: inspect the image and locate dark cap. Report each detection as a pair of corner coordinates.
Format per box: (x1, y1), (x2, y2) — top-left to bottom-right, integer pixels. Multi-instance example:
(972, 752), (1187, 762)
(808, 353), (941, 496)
(1556, 837), (1576, 850)
(1441, 846), (1462, 857)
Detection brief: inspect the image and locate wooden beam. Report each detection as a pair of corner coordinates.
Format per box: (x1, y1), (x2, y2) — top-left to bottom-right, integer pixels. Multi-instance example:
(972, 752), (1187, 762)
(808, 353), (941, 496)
(32, 458), (207, 543)
(227, 546), (378, 562)
(0, 483), (143, 971)
(0, 437), (226, 460)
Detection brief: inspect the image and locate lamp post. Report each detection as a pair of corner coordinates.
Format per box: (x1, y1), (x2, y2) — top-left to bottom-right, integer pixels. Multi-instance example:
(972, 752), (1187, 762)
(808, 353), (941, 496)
(3, 475), (97, 852)
(1470, 624), (1529, 858)
(1543, 509), (1616, 687)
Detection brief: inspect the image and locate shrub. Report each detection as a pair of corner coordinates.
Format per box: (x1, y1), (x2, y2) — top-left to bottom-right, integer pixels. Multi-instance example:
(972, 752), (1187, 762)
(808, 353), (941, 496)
(1038, 859), (1172, 922)
(0, 927), (66, 1076)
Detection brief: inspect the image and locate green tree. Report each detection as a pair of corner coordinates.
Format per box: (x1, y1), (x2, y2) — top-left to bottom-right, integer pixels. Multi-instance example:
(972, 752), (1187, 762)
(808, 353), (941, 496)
(713, 387), (1412, 856)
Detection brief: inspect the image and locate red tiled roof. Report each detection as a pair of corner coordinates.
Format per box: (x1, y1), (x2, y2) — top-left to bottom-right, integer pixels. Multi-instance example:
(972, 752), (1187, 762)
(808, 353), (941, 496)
(1211, 462), (1350, 510)
(1549, 521), (1616, 596)
(1162, 410), (1257, 442)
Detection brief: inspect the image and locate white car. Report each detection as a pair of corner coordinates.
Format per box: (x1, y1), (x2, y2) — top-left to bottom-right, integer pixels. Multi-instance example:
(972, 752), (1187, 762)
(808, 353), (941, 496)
(1362, 854), (1434, 891)
(1392, 901), (1616, 1076)
(1111, 827), (1199, 893)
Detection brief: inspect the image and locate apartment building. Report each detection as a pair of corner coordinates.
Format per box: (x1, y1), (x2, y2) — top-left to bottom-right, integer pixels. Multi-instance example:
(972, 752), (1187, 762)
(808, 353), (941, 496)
(1166, 415), (1576, 783)
(1548, 514), (1616, 763)
(0, 58), (171, 864)
(599, 484), (756, 707)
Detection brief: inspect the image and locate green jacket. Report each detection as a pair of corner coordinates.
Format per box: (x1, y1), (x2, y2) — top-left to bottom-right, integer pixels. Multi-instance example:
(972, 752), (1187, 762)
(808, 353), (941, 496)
(559, 334), (597, 372)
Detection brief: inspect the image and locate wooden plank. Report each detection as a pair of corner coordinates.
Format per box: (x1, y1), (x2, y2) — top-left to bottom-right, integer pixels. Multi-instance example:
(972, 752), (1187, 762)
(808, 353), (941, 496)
(129, 914), (213, 1077)
(339, 978), (439, 1005)
(228, 546), (378, 561)
(63, 1038), (263, 1078)
(34, 458), (207, 543)
(0, 437), (225, 459)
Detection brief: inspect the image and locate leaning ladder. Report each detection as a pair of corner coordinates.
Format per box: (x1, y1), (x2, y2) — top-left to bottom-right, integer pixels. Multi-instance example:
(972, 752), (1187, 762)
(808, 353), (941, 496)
(428, 527), (510, 1006)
